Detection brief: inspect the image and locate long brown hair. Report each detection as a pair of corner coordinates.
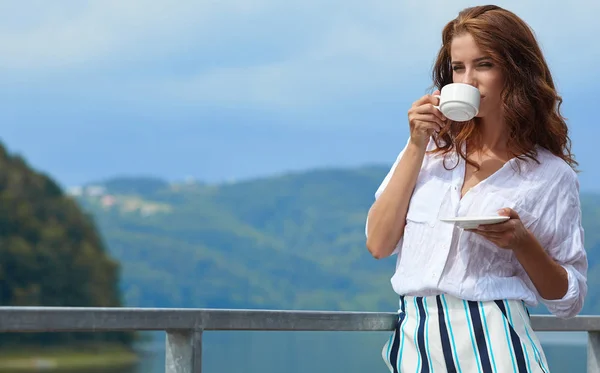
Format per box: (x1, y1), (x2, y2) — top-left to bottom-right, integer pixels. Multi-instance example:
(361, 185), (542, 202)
(431, 5), (577, 171)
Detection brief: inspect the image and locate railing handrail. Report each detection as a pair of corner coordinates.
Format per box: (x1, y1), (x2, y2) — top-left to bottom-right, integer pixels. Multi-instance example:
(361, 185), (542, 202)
(2, 307), (599, 372)
(0, 306), (599, 332)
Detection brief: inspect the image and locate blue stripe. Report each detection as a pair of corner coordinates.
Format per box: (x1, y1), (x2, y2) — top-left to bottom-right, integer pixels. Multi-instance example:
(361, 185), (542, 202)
(397, 318), (407, 370)
(389, 296), (406, 373)
(478, 302), (498, 373)
(436, 295), (457, 373)
(442, 295), (463, 373)
(467, 301), (492, 372)
(415, 297), (430, 373)
(496, 302), (518, 373)
(499, 300), (529, 373)
(424, 297), (433, 373)
(516, 303), (548, 373)
(388, 320), (401, 373)
(505, 301), (532, 372)
(463, 300), (483, 373)
(388, 301), (401, 372)
(414, 297), (422, 372)
(397, 297), (408, 371)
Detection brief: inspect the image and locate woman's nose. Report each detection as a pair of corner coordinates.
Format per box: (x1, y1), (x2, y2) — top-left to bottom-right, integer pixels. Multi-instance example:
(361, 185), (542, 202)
(460, 72), (477, 87)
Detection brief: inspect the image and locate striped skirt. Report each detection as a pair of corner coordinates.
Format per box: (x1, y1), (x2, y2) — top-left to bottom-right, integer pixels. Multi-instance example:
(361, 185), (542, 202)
(382, 294), (550, 373)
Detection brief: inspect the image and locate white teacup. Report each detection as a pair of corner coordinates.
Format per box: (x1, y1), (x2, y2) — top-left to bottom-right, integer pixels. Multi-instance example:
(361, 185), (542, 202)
(434, 83), (480, 122)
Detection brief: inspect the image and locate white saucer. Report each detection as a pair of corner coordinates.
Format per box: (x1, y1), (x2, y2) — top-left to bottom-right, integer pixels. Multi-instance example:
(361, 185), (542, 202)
(440, 216), (509, 229)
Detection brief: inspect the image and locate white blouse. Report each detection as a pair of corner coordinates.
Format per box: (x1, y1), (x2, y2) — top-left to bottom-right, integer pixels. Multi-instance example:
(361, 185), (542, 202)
(366, 138), (588, 319)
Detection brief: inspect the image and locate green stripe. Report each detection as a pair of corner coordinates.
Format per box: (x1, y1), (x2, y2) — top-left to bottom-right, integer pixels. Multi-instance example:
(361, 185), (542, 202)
(498, 304), (518, 372)
(505, 301), (532, 372)
(478, 302), (498, 373)
(516, 303), (548, 373)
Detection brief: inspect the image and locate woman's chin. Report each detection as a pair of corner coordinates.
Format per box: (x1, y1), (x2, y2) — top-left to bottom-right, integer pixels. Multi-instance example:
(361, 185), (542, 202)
(474, 108), (488, 119)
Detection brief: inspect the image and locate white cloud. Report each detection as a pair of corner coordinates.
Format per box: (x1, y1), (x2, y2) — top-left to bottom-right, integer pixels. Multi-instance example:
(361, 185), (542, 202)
(153, 0), (600, 110)
(1, 0), (598, 111)
(0, 0), (274, 69)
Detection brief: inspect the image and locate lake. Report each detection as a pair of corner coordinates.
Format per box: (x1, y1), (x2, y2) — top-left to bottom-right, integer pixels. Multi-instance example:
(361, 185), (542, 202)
(81, 331), (589, 373)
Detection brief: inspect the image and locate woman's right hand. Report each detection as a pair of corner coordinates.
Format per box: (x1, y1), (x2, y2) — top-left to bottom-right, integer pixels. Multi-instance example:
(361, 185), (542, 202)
(407, 91), (447, 148)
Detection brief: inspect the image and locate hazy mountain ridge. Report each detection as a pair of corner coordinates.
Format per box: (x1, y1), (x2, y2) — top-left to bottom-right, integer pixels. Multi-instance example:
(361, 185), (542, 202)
(73, 167), (600, 315)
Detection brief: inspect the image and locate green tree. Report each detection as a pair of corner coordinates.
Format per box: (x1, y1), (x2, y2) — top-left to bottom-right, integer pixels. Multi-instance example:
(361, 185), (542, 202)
(0, 143), (132, 347)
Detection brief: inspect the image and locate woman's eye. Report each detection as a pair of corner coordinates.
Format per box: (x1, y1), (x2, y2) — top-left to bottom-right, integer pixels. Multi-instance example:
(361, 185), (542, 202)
(452, 66), (464, 71)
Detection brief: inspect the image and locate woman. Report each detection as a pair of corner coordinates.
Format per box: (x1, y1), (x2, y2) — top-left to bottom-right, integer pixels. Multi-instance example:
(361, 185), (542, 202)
(365, 5), (587, 373)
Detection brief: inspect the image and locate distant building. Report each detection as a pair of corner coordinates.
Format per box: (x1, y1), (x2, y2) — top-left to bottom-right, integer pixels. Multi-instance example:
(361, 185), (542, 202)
(101, 195), (116, 208)
(86, 185), (106, 196)
(67, 186), (84, 196)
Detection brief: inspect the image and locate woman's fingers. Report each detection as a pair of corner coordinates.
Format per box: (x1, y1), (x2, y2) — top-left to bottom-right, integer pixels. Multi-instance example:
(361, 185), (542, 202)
(413, 114), (445, 131)
(415, 103), (447, 123)
(411, 94), (438, 108)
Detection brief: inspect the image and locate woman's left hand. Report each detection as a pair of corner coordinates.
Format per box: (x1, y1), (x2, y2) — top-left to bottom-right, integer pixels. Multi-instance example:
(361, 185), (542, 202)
(466, 208), (531, 251)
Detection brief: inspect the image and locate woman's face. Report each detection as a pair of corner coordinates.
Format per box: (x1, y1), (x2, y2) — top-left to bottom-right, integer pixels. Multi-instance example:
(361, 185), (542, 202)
(450, 32), (504, 119)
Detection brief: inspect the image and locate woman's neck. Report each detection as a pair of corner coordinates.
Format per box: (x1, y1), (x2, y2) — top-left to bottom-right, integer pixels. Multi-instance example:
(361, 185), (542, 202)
(470, 114), (510, 156)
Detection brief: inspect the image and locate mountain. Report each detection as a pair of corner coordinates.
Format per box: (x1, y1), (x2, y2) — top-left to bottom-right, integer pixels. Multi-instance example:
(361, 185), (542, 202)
(0, 143), (132, 347)
(72, 169), (600, 315)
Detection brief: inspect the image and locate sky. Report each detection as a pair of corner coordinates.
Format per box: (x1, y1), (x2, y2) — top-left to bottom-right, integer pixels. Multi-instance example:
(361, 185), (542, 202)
(1, 0), (599, 190)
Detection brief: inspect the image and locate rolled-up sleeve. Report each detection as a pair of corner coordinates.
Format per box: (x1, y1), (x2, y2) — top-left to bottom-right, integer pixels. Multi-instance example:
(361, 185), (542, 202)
(537, 177), (588, 319)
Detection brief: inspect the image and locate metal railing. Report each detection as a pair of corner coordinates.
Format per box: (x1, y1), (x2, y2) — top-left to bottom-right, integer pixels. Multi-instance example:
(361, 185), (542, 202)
(0, 307), (598, 372)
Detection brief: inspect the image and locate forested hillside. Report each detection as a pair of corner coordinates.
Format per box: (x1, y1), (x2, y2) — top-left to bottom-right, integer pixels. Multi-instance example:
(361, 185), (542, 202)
(0, 143), (132, 347)
(74, 167), (600, 315)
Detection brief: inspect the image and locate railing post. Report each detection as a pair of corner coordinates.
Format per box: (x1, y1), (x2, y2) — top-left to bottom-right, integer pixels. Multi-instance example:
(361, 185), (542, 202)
(588, 332), (600, 373)
(165, 329), (203, 373)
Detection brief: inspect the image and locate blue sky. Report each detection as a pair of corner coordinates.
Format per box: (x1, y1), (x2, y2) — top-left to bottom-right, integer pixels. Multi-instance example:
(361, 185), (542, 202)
(1, 0), (599, 190)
